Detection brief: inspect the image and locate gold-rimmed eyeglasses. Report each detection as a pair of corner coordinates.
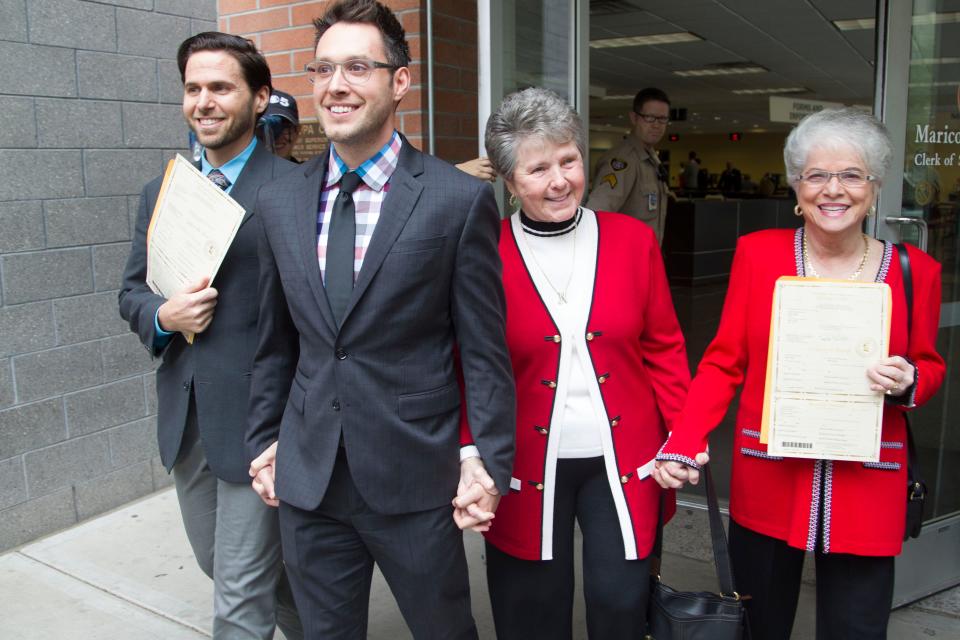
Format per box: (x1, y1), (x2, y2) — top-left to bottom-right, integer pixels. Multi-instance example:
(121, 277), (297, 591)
(798, 170), (876, 189)
(304, 58), (399, 85)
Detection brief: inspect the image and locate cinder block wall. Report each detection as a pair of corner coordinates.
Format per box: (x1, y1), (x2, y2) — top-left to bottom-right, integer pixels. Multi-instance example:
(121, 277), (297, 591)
(0, 0), (218, 551)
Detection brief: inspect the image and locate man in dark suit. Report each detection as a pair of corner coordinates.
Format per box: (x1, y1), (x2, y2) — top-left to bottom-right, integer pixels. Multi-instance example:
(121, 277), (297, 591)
(245, 1), (515, 638)
(119, 32), (300, 640)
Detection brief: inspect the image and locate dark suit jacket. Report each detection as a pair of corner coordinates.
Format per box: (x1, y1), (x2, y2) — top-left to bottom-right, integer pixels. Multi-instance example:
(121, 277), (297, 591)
(119, 141), (295, 484)
(246, 138), (516, 514)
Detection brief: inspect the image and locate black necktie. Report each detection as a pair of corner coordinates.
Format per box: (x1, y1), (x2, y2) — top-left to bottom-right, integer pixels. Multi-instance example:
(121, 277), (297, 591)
(207, 169), (231, 190)
(326, 171), (363, 324)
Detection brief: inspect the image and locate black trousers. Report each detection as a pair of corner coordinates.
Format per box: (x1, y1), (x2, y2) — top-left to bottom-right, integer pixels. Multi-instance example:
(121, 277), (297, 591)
(278, 448), (477, 640)
(486, 457), (651, 640)
(728, 519), (895, 640)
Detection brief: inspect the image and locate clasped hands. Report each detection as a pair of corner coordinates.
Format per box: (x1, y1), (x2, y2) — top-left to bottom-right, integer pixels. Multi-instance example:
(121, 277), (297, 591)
(453, 456), (500, 532)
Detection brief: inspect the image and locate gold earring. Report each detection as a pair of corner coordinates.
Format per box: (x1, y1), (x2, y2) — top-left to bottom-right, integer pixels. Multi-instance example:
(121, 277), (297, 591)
(794, 205), (803, 217)
(868, 205), (876, 217)
(509, 193), (520, 210)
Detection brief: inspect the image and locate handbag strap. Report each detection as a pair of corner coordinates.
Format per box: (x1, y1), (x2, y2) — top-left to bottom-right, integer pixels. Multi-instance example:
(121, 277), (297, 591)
(654, 465), (738, 598)
(703, 464), (738, 597)
(895, 243), (923, 496)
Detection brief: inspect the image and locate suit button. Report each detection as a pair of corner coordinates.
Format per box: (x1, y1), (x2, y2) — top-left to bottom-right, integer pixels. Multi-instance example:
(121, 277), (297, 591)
(335, 348), (347, 360)
(535, 483), (544, 491)
(182, 381), (189, 390)
(332, 399), (341, 411)
(620, 475), (629, 484)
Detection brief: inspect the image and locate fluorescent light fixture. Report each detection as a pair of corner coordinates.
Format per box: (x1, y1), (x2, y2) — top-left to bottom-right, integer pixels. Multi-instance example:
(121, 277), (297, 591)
(590, 32), (701, 49)
(910, 57), (960, 65)
(834, 18), (875, 31)
(732, 87), (807, 95)
(912, 11), (960, 25)
(598, 94), (638, 101)
(674, 65), (766, 77)
(835, 12), (960, 31)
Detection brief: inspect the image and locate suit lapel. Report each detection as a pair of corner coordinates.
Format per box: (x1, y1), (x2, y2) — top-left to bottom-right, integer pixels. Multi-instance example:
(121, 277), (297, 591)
(294, 154), (339, 335)
(339, 142), (424, 324)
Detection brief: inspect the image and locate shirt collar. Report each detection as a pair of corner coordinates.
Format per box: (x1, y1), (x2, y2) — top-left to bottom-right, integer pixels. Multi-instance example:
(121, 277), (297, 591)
(201, 137), (258, 191)
(325, 130), (403, 192)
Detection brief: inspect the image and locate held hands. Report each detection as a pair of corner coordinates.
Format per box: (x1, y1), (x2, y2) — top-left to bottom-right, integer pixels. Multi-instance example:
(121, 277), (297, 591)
(867, 356), (915, 397)
(452, 457), (500, 532)
(455, 157), (497, 183)
(652, 452), (711, 490)
(157, 277), (218, 334)
(249, 441), (279, 507)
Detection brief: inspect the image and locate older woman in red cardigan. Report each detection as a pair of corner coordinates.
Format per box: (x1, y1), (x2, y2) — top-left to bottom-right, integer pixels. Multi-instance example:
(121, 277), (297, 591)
(458, 87), (691, 639)
(653, 108), (945, 640)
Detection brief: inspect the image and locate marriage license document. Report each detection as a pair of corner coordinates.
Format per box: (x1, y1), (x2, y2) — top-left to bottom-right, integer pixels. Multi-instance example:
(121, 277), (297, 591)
(761, 277), (892, 462)
(145, 154), (246, 341)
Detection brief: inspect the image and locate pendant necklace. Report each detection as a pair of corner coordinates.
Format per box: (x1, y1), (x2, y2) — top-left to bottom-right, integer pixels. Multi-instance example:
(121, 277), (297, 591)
(803, 231), (870, 280)
(524, 213), (579, 305)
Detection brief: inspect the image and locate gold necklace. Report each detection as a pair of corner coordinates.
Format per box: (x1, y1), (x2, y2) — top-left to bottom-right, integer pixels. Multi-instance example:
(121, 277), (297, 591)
(524, 214), (578, 305)
(803, 232), (870, 280)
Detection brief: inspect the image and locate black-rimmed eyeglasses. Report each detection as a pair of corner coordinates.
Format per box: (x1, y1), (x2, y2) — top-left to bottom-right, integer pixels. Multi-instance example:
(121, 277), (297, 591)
(634, 112), (670, 125)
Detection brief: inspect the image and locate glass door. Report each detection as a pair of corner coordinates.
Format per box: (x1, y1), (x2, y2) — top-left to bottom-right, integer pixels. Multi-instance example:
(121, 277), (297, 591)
(876, 0), (960, 606)
(477, 0), (588, 208)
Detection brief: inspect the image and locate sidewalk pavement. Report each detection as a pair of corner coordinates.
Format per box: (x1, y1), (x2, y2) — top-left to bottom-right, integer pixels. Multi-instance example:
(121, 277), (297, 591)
(1, 488), (958, 639)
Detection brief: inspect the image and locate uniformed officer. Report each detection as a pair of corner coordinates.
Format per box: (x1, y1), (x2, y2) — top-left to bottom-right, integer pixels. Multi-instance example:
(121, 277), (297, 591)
(586, 87), (671, 244)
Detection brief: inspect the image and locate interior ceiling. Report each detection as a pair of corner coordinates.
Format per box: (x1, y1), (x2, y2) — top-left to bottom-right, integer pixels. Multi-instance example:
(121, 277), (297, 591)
(588, 0), (877, 134)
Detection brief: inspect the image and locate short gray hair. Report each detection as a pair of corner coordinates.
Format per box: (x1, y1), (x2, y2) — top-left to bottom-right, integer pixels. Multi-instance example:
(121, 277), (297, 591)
(783, 107), (892, 184)
(484, 87), (585, 180)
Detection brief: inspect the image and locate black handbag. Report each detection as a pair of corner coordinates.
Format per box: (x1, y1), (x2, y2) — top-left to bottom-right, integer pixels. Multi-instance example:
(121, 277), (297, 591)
(647, 464), (747, 640)
(895, 243), (927, 540)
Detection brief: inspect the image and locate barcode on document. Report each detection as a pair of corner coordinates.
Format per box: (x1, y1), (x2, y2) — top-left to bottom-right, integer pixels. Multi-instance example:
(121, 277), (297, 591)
(780, 441), (813, 449)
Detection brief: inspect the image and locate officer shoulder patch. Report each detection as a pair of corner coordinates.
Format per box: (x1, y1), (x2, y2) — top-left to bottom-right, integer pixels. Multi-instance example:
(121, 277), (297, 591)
(610, 158), (628, 171)
(601, 173), (618, 189)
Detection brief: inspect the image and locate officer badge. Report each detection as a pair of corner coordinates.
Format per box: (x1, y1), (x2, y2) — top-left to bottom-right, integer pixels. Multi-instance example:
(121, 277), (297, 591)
(610, 158), (627, 171)
(602, 173), (618, 189)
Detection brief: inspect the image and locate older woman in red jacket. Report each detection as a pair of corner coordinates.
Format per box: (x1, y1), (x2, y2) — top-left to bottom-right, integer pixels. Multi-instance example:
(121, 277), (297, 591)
(654, 108), (945, 640)
(460, 87), (691, 639)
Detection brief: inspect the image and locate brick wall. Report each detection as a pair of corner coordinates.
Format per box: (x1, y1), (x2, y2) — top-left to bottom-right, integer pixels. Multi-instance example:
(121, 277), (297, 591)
(0, 0), (218, 551)
(217, 0), (480, 163)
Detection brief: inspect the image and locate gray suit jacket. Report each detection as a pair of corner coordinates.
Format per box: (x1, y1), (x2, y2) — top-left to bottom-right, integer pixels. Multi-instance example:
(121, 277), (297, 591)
(119, 141), (295, 483)
(246, 138), (516, 514)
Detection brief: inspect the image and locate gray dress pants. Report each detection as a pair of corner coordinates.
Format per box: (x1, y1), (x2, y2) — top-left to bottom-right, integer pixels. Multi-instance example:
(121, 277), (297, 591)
(172, 409), (302, 640)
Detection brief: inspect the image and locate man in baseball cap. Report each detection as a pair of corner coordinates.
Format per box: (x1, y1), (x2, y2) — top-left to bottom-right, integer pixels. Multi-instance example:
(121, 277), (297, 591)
(258, 89), (302, 162)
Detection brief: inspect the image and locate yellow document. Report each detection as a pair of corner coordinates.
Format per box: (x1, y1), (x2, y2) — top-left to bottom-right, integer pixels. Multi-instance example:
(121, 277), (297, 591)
(146, 154), (246, 343)
(760, 277), (891, 462)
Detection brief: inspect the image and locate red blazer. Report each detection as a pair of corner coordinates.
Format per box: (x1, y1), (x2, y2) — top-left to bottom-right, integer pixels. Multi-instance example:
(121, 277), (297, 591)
(659, 229), (944, 556)
(483, 211), (690, 561)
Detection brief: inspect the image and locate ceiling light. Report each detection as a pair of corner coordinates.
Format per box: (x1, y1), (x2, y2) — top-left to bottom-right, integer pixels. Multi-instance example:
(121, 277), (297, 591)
(674, 65), (766, 77)
(590, 32), (702, 49)
(912, 11), (960, 26)
(834, 12), (960, 31)
(598, 94), (638, 100)
(910, 57), (960, 65)
(834, 18), (875, 31)
(732, 87), (807, 95)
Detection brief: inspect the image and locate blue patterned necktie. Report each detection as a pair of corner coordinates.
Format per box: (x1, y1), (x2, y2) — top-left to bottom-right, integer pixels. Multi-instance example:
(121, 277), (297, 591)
(207, 169), (231, 191)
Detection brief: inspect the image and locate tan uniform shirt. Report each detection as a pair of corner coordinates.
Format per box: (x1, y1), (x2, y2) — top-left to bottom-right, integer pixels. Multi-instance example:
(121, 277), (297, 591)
(586, 135), (669, 244)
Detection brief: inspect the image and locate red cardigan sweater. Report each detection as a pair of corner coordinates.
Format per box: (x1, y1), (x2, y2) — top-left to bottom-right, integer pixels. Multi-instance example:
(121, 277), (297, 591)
(483, 211), (690, 561)
(659, 228), (944, 556)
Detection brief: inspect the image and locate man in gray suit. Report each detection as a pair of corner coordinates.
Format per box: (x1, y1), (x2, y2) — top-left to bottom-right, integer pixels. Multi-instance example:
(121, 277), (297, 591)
(119, 32), (300, 639)
(245, 1), (515, 638)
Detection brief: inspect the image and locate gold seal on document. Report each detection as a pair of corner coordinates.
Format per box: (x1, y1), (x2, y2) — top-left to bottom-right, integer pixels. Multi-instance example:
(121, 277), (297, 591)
(855, 338), (878, 357)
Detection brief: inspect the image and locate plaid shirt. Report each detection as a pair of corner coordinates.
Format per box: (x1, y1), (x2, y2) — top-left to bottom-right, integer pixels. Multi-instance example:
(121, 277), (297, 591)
(317, 131), (402, 284)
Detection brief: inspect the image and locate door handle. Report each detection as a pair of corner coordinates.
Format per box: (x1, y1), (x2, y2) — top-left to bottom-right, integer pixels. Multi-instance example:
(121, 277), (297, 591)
(884, 216), (928, 252)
